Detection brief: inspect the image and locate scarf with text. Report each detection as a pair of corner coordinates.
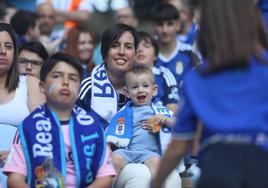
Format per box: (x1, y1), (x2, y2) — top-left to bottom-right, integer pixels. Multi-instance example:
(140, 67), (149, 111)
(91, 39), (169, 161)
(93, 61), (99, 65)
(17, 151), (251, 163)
(19, 104), (105, 188)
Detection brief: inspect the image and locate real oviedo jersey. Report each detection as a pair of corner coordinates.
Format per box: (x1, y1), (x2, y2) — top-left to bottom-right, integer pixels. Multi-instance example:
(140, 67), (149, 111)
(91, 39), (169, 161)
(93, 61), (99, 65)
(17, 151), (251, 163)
(156, 41), (199, 96)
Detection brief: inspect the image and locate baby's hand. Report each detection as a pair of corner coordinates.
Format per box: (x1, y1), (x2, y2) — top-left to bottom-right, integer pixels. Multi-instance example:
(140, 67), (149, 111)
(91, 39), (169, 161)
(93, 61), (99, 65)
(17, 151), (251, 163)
(141, 114), (174, 133)
(153, 114), (168, 126)
(154, 114), (175, 127)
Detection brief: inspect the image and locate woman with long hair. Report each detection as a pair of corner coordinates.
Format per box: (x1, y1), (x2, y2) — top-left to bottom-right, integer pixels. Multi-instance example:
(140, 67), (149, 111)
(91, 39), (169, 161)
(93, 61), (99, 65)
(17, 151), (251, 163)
(0, 23), (45, 188)
(151, 0), (268, 187)
(65, 25), (96, 78)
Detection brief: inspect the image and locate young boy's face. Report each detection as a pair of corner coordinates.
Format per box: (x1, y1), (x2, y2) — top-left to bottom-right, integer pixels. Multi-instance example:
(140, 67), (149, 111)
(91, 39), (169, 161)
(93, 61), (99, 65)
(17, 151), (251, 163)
(153, 20), (180, 44)
(124, 72), (157, 106)
(135, 39), (156, 67)
(40, 61), (81, 110)
(18, 49), (44, 78)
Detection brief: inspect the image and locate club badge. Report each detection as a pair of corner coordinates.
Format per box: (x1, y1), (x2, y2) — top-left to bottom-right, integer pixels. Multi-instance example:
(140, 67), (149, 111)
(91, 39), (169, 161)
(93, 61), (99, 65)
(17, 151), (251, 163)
(115, 118), (125, 135)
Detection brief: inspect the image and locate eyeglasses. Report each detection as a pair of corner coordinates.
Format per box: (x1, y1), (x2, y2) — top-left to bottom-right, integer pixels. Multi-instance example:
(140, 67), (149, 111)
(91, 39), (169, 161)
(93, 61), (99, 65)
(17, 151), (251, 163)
(18, 58), (43, 68)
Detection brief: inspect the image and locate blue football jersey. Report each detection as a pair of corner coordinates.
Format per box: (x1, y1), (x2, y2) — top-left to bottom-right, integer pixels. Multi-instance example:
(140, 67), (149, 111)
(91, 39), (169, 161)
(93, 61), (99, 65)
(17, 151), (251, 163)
(156, 41), (200, 96)
(153, 66), (179, 106)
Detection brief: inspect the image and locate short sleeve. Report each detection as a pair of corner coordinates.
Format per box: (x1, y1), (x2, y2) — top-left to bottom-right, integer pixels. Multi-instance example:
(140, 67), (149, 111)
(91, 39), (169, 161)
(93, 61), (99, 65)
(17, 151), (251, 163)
(96, 147), (116, 177)
(172, 92), (197, 141)
(3, 134), (27, 176)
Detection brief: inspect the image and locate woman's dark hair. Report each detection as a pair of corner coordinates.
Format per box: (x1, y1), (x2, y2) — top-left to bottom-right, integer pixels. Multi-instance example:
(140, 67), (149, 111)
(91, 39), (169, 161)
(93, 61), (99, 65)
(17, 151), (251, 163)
(100, 23), (139, 61)
(40, 52), (83, 82)
(151, 3), (180, 22)
(198, 0), (268, 72)
(137, 31), (159, 57)
(0, 23), (19, 92)
(19, 41), (49, 62)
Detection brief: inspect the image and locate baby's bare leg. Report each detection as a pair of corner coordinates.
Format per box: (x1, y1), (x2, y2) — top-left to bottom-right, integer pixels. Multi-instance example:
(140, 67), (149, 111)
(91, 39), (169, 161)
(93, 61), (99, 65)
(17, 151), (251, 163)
(144, 156), (161, 179)
(111, 153), (126, 175)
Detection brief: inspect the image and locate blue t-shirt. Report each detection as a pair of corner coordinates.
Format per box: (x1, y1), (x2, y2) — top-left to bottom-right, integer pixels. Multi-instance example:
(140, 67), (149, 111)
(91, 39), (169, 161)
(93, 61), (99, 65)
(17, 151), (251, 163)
(153, 66), (179, 106)
(129, 105), (160, 153)
(176, 23), (199, 45)
(173, 51), (268, 151)
(156, 42), (200, 96)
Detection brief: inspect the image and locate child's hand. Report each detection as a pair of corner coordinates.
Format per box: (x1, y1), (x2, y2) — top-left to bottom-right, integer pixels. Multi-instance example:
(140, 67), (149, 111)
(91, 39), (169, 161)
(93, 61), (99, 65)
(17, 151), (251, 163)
(153, 114), (168, 126)
(141, 114), (174, 133)
(154, 114), (175, 127)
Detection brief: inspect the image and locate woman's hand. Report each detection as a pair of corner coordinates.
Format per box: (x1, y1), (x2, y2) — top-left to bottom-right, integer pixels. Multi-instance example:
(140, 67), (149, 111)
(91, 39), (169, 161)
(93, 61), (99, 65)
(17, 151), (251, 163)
(141, 120), (153, 132)
(141, 114), (167, 133)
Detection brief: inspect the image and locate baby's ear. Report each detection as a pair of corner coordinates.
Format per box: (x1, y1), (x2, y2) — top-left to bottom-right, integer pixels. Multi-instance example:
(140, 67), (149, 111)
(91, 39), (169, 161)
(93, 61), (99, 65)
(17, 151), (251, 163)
(152, 84), (158, 97)
(123, 86), (129, 97)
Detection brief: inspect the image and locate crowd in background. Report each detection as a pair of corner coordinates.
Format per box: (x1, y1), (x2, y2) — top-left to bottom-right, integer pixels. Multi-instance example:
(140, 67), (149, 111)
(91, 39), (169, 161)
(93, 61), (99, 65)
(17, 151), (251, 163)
(0, 0), (268, 188)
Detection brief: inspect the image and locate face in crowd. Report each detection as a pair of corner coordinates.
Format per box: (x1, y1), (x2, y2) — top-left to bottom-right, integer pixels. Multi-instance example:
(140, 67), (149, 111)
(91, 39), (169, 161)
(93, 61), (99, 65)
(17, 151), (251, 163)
(40, 61), (81, 110)
(0, 30), (14, 74)
(18, 50), (44, 77)
(105, 31), (136, 76)
(78, 32), (94, 62)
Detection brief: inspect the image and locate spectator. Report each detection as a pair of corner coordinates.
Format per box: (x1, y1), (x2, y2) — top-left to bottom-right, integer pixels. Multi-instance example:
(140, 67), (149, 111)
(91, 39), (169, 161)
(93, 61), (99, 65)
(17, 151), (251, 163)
(151, 3), (200, 98)
(106, 65), (180, 187)
(78, 23), (180, 188)
(135, 31), (179, 113)
(10, 10), (40, 47)
(0, 23), (45, 188)
(0, 2), (16, 24)
(78, 23), (138, 126)
(18, 41), (49, 78)
(176, 0), (198, 45)
(65, 26), (96, 78)
(3, 53), (115, 188)
(36, 2), (65, 55)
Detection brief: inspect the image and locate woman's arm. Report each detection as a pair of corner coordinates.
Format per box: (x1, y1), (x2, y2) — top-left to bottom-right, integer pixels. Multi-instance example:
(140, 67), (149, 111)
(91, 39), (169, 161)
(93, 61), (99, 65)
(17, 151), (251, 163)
(27, 76), (46, 112)
(151, 139), (190, 188)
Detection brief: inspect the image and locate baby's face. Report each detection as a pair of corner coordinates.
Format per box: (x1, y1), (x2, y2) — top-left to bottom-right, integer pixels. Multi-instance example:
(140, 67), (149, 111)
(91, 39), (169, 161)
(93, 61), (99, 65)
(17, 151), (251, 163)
(40, 61), (81, 109)
(125, 73), (157, 106)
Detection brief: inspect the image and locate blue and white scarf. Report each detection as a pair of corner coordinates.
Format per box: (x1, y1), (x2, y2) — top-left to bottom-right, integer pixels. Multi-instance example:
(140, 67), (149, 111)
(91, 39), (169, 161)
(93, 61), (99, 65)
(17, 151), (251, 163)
(90, 64), (118, 123)
(106, 102), (173, 154)
(19, 104), (105, 188)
